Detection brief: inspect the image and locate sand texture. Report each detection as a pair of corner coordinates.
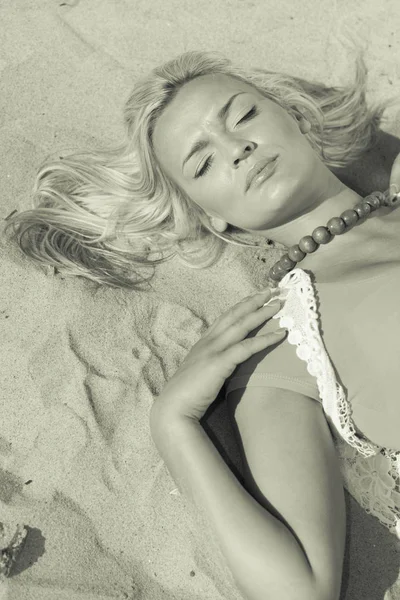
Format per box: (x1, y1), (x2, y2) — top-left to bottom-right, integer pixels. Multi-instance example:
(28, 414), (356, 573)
(1, 1), (400, 598)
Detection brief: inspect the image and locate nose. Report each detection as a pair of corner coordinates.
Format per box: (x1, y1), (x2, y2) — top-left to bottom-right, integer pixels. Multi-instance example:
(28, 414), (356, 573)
(217, 136), (255, 167)
(232, 142), (254, 167)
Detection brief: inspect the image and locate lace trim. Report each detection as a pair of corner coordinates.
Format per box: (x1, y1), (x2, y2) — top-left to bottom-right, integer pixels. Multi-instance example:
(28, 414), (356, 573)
(272, 268), (400, 538)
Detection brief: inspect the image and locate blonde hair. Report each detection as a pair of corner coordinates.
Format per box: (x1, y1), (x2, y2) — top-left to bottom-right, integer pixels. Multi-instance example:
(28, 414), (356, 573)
(3, 47), (399, 291)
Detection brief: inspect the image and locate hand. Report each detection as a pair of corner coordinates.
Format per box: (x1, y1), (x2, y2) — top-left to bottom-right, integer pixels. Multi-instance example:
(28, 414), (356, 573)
(151, 288), (287, 423)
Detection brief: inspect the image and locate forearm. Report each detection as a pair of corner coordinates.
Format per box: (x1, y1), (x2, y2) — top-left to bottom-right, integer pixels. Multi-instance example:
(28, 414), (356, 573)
(150, 407), (319, 600)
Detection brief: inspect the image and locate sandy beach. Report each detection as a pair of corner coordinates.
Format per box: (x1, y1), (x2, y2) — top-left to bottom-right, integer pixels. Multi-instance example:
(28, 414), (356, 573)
(1, 1), (400, 598)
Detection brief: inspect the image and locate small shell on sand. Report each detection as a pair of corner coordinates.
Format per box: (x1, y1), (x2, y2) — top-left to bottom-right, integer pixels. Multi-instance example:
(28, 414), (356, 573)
(0, 522), (28, 581)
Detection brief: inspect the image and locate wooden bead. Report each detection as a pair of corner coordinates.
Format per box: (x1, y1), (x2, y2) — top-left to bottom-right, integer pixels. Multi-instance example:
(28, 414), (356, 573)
(370, 191), (385, 205)
(354, 202), (371, 219)
(288, 245), (306, 262)
(269, 266), (282, 281)
(280, 254), (297, 269)
(327, 217), (346, 235)
(312, 226), (332, 244)
(340, 209), (359, 227)
(362, 200), (373, 213)
(298, 235), (319, 254)
(268, 189), (390, 281)
(363, 195), (380, 211)
(275, 262), (287, 275)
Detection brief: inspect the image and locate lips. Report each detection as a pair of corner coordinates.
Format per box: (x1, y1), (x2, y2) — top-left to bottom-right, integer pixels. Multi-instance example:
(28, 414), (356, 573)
(246, 155), (279, 192)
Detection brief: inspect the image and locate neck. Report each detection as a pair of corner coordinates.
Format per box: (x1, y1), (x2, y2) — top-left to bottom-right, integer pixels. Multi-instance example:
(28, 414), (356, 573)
(262, 184), (362, 245)
(252, 184), (392, 279)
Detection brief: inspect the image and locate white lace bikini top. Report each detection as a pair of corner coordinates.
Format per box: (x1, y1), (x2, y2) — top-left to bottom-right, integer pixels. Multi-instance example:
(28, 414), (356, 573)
(271, 267), (400, 539)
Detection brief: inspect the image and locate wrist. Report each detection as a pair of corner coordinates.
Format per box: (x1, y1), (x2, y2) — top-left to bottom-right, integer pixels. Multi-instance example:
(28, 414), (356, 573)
(150, 401), (200, 443)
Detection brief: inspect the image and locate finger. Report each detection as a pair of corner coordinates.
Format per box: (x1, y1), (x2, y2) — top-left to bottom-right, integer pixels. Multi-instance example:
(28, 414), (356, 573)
(212, 289), (274, 333)
(210, 295), (284, 350)
(219, 328), (288, 379)
(235, 328), (288, 358)
(203, 290), (271, 340)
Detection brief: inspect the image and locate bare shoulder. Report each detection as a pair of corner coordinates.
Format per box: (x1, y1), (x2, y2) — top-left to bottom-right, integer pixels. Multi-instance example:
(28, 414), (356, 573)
(226, 385), (346, 600)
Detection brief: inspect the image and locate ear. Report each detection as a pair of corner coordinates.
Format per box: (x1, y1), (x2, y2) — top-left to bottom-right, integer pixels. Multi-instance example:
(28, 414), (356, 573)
(210, 217), (228, 232)
(299, 118), (311, 135)
(293, 109), (311, 134)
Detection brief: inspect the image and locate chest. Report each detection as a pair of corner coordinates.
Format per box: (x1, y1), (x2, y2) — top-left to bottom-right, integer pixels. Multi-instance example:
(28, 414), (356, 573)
(314, 259), (400, 451)
(310, 203), (400, 284)
(302, 204), (400, 450)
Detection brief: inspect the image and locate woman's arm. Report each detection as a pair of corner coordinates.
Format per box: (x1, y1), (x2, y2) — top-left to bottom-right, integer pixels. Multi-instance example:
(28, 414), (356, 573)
(150, 405), (332, 600)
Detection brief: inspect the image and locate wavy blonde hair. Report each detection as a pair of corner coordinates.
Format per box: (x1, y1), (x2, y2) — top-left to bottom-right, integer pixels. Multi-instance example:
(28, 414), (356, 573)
(3, 46), (399, 290)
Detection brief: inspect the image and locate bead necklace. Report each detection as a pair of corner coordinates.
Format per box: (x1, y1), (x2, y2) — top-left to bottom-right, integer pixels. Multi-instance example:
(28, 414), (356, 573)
(267, 187), (400, 286)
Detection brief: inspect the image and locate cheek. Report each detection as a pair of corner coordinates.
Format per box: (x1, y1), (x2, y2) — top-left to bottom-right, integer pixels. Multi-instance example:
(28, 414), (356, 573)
(258, 115), (296, 142)
(189, 190), (215, 215)
(187, 182), (227, 218)
(200, 176), (232, 209)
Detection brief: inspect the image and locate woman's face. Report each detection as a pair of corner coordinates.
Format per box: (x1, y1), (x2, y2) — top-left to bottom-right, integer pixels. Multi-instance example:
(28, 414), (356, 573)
(152, 73), (324, 231)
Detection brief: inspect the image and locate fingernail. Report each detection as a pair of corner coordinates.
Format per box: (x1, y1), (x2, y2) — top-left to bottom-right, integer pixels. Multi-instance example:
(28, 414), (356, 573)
(271, 298), (283, 307)
(274, 327), (287, 335)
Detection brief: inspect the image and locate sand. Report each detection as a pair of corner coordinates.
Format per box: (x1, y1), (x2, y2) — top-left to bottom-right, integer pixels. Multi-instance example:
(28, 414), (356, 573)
(1, 0), (400, 598)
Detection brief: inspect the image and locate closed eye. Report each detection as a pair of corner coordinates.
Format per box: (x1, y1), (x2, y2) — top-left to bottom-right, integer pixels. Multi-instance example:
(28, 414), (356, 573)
(194, 106), (259, 179)
(195, 156), (213, 178)
(237, 106), (258, 124)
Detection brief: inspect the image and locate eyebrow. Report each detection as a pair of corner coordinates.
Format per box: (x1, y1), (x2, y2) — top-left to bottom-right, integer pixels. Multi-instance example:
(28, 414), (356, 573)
(182, 92), (246, 171)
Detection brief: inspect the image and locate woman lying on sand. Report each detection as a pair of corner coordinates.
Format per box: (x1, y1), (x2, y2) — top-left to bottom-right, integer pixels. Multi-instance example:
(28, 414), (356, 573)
(4, 47), (400, 600)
